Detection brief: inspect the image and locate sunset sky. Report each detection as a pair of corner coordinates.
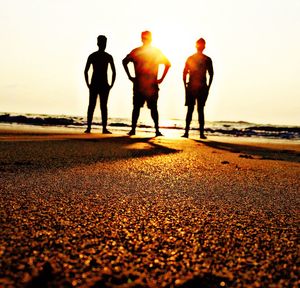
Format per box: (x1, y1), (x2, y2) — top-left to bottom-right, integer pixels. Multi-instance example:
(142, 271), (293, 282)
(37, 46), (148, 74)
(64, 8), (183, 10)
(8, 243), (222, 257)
(1, 0), (299, 125)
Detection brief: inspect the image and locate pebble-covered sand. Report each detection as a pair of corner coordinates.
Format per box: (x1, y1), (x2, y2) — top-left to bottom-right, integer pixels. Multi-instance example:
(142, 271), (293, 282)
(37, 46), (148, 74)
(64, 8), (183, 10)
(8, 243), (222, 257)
(1, 129), (299, 287)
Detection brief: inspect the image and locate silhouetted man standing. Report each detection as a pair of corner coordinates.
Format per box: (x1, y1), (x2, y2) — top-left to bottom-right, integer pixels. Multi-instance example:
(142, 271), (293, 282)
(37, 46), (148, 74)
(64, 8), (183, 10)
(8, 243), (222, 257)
(183, 38), (214, 139)
(84, 35), (116, 134)
(122, 31), (171, 136)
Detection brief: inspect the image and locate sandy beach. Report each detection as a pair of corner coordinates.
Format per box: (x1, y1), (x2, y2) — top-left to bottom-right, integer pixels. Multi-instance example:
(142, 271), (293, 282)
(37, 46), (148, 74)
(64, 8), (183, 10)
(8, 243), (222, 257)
(0, 125), (299, 287)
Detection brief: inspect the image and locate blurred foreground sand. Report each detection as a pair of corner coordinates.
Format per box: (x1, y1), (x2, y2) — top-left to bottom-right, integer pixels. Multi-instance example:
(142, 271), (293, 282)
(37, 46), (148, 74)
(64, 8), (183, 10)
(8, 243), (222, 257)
(1, 126), (299, 287)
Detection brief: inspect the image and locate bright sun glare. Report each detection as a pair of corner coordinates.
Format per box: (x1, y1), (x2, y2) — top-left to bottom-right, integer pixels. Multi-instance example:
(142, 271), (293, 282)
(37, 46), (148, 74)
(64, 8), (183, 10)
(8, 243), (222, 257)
(150, 27), (196, 67)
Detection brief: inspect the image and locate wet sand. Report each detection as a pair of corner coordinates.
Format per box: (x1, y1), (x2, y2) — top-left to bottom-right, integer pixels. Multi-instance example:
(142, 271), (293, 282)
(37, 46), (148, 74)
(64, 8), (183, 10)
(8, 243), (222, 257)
(0, 126), (299, 287)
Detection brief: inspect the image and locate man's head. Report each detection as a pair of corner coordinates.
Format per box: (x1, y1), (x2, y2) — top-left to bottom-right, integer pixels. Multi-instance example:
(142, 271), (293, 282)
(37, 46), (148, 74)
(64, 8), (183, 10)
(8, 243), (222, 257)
(97, 35), (107, 51)
(196, 38), (206, 52)
(141, 31), (152, 45)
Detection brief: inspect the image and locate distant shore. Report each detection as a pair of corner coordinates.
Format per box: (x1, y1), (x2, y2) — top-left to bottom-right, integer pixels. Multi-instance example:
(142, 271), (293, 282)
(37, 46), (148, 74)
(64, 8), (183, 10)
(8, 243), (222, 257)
(1, 125), (299, 287)
(1, 112), (300, 140)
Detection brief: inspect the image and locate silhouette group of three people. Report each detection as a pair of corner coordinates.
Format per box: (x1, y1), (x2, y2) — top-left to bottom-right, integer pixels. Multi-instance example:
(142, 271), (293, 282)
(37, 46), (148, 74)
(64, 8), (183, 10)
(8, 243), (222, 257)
(84, 31), (214, 139)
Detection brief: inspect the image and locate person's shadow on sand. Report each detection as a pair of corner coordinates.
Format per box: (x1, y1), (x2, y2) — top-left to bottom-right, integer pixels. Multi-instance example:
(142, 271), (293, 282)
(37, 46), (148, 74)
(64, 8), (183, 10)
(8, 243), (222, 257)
(195, 139), (300, 163)
(0, 135), (179, 172)
(79, 135), (179, 159)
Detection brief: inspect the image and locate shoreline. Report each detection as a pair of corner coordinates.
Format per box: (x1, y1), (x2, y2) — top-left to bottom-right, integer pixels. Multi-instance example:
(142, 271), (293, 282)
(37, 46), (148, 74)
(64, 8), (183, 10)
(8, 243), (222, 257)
(1, 123), (300, 143)
(1, 113), (299, 141)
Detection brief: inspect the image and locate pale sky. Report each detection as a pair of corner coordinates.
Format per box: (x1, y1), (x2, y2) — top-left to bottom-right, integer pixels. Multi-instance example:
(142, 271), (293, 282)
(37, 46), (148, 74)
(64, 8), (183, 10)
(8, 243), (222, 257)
(1, 0), (300, 125)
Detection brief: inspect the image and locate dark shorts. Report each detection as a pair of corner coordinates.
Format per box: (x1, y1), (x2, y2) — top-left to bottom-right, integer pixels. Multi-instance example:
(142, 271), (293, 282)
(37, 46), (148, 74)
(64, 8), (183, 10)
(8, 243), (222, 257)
(185, 85), (209, 107)
(133, 84), (159, 109)
(89, 85), (110, 108)
(90, 84), (110, 97)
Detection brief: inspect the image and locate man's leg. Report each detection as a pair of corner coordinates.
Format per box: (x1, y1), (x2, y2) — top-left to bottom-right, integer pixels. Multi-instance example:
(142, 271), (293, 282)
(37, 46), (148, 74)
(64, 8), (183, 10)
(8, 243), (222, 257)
(182, 105), (194, 138)
(197, 104), (206, 139)
(150, 106), (162, 136)
(85, 89), (97, 133)
(128, 105), (140, 135)
(99, 89), (111, 134)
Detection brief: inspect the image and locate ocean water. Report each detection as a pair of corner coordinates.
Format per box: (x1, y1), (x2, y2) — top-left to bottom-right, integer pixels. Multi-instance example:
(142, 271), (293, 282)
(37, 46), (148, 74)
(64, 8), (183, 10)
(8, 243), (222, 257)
(0, 112), (299, 141)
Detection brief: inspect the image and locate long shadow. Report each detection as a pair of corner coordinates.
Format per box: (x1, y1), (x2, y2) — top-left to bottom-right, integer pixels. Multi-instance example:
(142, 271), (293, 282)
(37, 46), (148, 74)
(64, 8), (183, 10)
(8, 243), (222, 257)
(195, 139), (300, 163)
(0, 135), (179, 172)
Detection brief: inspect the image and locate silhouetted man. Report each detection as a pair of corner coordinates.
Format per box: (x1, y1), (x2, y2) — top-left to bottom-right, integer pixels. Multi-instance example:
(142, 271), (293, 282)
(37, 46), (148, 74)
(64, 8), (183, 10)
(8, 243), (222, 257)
(122, 31), (171, 136)
(183, 38), (214, 139)
(84, 35), (116, 133)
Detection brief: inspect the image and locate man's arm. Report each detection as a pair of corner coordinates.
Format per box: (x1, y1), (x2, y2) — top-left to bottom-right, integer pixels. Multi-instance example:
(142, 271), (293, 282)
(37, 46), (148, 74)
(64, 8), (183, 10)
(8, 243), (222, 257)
(183, 61), (189, 87)
(109, 57), (116, 88)
(157, 63), (171, 84)
(122, 55), (134, 82)
(207, 58), (214, 89)
(157, 56), (171, 84)
(84, 57), (92, 88)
